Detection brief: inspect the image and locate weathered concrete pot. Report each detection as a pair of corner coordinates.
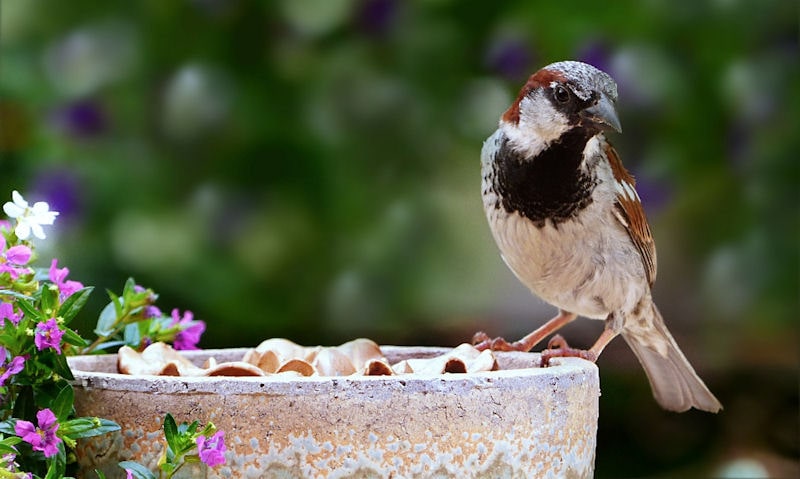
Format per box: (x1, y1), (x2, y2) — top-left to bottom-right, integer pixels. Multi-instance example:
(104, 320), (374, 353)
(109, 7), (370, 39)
(68, 346), (599, 478)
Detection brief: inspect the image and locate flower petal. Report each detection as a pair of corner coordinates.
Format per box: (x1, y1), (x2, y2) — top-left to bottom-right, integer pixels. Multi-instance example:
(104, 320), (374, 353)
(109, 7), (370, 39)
(3, 202), (24, 218)
(5, 245), (32, 264)
(30, 223), (46, 240)
(14, 222), (31, 240)
(11, 191), (28, 208)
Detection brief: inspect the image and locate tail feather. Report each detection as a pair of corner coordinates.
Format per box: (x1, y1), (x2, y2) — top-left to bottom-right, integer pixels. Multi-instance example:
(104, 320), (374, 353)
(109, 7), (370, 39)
(622, 305), (722, 413)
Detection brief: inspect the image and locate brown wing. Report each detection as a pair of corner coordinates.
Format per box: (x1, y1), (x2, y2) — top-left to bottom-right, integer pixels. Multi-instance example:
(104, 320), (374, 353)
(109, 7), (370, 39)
(604, 142), (658, 286)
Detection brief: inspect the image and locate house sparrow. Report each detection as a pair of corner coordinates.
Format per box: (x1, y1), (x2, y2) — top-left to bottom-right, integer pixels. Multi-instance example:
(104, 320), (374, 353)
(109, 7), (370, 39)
(475, 60), (722, 413)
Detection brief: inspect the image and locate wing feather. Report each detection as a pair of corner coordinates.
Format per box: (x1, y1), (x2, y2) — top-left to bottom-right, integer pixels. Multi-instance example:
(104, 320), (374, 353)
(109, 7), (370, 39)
(604, 142), (657, 286)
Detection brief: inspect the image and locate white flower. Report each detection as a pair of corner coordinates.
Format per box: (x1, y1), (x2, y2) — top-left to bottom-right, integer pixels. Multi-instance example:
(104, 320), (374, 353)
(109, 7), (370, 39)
(3, 190), (59, 240)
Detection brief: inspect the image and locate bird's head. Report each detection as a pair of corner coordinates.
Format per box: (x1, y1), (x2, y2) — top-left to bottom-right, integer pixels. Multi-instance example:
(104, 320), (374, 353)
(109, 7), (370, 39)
(499, 61), (621, 155)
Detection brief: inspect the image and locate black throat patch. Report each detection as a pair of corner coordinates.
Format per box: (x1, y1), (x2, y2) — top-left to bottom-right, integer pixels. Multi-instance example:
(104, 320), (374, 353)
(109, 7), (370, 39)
(492, 129), (597, 227)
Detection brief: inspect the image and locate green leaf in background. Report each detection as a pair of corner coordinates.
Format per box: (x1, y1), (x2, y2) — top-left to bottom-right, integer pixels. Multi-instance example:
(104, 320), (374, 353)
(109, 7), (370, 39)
(124, 321), (143, 348)
(94, 299), (119, 337)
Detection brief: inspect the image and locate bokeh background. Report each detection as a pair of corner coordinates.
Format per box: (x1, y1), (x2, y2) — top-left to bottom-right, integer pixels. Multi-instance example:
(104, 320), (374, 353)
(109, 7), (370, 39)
(1, 0), (797, 477)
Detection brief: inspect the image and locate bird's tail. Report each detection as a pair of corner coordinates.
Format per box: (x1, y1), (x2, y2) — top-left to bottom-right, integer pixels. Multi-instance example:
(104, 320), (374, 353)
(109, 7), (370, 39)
(621, 304), (722, 413)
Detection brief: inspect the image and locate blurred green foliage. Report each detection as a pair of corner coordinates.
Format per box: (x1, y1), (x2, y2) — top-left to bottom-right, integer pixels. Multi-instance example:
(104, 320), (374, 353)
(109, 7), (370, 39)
(0, 0), (797, 477)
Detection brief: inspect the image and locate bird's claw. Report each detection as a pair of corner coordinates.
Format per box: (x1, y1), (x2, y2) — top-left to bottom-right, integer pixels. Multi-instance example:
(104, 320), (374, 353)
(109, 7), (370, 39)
(540, 334), (597, 367)
(472, 332), (524, 352)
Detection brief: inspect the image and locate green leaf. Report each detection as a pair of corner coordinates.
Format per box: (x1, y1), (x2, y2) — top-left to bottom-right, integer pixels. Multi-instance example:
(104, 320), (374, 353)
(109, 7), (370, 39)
(124, 322), (143, 348)
(41, 284), (60, 317)
(163, 413), (178, 452)
(91, 340), (128, 352)
(119, 461), (157, 479)
(51, 351), (75, 381)
(60, 417), (120, 439)
(51, 384), (75, 421)
(94, 470), (107, 479)
(11, 385), (35, 420)
(0, 435), (22, 448)
(15, 297), (44, 322)
(44, 441), (67, 479)
(94, 300), (119, 337)
(62, 327), (88, 348)
(0, 419), (18, 436)
(0, 289), (34, 301)
(58, 286), (94, 323)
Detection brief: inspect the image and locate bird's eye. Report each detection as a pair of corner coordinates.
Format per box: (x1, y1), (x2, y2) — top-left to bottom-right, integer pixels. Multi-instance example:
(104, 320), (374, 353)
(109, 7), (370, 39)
(553, 85), (570, 103)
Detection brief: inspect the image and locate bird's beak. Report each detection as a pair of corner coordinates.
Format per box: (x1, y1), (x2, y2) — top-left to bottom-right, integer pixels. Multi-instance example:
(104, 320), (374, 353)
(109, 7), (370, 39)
(583, 94), (622, 133)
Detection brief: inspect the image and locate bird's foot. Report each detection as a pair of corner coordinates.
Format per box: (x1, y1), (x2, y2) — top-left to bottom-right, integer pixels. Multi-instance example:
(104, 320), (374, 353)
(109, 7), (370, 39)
(471, 332), (529, 352)
(540, 334), (598, 367)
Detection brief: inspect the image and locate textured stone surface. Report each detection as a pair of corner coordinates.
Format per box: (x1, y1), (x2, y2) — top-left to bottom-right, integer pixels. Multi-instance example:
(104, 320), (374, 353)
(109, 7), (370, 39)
(69, 347), (599, 478)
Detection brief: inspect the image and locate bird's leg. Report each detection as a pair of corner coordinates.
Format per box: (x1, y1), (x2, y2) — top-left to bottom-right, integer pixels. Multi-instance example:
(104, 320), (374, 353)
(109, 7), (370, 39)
(472, 311), (577, 352)
(540, 328), (618, 366)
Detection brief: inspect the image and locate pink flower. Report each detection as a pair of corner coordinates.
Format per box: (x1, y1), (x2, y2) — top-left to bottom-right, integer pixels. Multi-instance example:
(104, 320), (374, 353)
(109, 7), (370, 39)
(49, 259), (83, 301)
(170, 309), (205, 350)
(196, 431), (226, 467)
(15, 408), (61, 458)
(0, 236), (32, 280)
(125, 469), (134, 479)
(34, 318), (64, 354)
(0, 347), (25, 387)
(0, 302), (21, 327)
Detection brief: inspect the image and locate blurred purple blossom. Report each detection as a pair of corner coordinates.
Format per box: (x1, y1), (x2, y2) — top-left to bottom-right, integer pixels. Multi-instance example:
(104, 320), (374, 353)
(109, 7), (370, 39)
(485, 35), (535, 81)
(50, 99), (108, 138)
(355, 0), (398, 37)
(31, 169), (83, 224)
(632, 171), (673, 215)
(577, 40), (613, 74)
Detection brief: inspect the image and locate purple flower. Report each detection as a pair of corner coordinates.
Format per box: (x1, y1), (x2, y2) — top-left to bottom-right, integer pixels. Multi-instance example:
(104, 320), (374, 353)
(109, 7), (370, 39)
(171, 309), (205, 350)
(196, 431), (226, 467)
(485, 34), (536, 81)
(51, 99), (108, 139)
(125, 469), (134, 479)
(49, 259), (84, 301)
(31, 168), (84, 225)
(15, 408), (61, 458)
(0, 347), (25, 387)
(577, 39), (613, 75)
(0, 236), (32, 280)
(34, 318), (64, 354)
(355, 0), (398, 37)
(0, 302), (21, 327)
